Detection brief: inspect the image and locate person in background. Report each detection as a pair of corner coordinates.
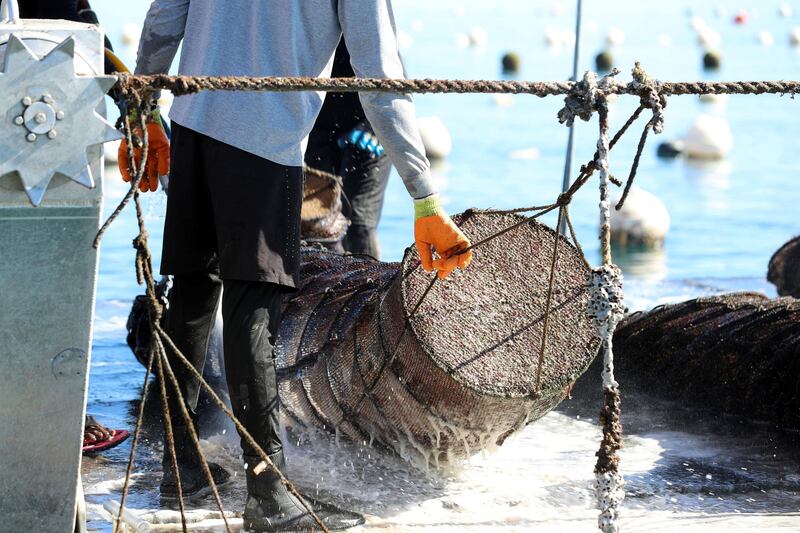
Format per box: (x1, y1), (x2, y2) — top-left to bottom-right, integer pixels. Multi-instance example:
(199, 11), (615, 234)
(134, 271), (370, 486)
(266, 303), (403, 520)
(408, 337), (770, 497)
(305, 39), (391, 260)
(129, 1), (473, 530)
(18, 0), (81, 20)
(18, 0), (132, 456)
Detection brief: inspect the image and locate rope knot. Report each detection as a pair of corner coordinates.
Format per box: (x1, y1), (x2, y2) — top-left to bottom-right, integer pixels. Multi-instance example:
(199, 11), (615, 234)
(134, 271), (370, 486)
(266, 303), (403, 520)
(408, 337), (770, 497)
(132, 230), (150, 251)
(556, 192), (572, 207)
(558, 70), (598, 126)
(147, 294), (164, 323)
(558, 69), (620, 127)
(629, 62), (666, 134)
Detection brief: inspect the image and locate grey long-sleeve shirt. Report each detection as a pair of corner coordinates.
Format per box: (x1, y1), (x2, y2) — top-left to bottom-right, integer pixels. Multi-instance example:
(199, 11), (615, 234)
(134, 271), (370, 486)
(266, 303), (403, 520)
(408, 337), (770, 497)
(136, 0), (434, 199)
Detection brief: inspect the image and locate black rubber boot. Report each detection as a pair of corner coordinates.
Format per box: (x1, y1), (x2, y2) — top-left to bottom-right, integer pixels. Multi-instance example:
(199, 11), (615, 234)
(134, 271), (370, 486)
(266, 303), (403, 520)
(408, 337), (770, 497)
(242, 451), (365, 532)
(160, 424), (232, 503)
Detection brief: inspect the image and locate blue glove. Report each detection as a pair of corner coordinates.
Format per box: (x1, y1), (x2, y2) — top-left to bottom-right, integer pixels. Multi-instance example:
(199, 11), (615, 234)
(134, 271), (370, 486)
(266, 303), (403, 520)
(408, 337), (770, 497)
(339, 125), (385, 158)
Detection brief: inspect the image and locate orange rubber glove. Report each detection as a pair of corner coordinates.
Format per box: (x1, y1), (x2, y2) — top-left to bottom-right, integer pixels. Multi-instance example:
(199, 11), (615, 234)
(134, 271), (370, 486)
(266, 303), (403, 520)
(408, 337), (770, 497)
(118, 109), (170, 193)
(414, 194), (473, 279)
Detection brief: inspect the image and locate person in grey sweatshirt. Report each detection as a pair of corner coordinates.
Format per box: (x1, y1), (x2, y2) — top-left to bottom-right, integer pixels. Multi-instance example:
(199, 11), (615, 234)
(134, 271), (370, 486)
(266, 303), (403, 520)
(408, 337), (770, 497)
(128, 1), (473, 531)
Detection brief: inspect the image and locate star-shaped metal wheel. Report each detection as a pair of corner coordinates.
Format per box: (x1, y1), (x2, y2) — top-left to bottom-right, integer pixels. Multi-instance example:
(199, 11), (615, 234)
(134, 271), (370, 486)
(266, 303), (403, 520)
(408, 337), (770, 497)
(0, 35), (122, 206)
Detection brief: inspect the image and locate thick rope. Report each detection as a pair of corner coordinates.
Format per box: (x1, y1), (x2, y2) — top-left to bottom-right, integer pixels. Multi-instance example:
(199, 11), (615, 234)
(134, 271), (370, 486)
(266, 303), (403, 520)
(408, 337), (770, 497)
(589, 101), (626, 533)
(116, 71), (800, 98)
(155, 338), (189, 533)
(112, 345), (154, 533)
(155, 334), (232, 533)
(533, 207), (565, 393)
(152, 322), (330, 533)
(616, 63), (667, 210)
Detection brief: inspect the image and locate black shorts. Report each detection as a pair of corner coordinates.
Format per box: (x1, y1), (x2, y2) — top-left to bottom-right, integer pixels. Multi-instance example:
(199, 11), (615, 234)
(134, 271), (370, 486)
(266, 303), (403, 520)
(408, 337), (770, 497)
(160, 123), (302, 289)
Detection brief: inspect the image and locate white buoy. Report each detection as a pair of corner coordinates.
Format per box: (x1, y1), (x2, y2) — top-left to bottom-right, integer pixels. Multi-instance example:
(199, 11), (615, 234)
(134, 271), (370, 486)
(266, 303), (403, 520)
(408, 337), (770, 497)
(455, 33), (470, 48)
(508, 147), (541, 160)
(550, 1), (565, 17)
(417, 117), (452, 160)
(544, 26), (562, 47)
(697, 27), (721, 48)
(561, 30), (576, 47)
(468, 27), (488, 47)
(683, 114), (733, 160)
(605, 27), (625, 46)
(780, 3), (793, 18)
(757, 30), (775, 46)
(690, 16), (707, 32)
(610, 187), (671, 247)
(121, 23), (141, 48)
(790, 27), (800, 46)
(698, 93), (729, 106)
(492, 93), (514, 107)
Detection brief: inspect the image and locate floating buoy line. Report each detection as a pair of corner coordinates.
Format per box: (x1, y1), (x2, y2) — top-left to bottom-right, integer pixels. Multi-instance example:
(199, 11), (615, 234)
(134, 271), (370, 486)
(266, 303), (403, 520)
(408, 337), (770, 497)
(95, 64), (800, 533)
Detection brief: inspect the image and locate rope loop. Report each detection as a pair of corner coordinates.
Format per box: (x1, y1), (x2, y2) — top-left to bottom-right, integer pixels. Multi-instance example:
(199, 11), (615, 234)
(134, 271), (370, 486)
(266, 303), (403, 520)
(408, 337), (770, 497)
(556, 192), (572, 207)
(629, 63), (666, 134)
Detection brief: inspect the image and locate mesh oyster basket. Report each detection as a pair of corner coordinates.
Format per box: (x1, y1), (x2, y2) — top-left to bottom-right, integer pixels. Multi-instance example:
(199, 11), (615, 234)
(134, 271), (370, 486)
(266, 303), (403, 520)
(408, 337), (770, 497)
(276, 210), (600, 467)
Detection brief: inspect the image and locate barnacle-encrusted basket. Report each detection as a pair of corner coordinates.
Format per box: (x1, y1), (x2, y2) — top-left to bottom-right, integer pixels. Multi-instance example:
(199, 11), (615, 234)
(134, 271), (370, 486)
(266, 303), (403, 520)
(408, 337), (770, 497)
(768, 236), (800, 298)
(276, 210), (600, 467)
(608, 292), (800, 430)
(300, 170), (349, 243)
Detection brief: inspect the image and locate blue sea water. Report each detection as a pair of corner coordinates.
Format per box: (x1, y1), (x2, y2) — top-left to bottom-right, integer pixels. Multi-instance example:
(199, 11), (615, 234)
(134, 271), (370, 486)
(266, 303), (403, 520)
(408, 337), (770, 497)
(78, 1), (800, 530)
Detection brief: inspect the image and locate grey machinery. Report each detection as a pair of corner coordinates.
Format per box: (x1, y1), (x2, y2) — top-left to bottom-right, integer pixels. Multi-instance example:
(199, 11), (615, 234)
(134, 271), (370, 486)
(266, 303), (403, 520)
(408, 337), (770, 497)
(0, 1), (121, 530)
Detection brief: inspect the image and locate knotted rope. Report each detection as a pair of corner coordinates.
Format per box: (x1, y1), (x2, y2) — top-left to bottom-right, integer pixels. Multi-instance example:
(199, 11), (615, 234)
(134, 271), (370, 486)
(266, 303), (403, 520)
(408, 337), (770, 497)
(586, 94), (626, 533)
(555, 71), (629, 531)
(116, 71), (800, 98)
(615, 63), (668, 210)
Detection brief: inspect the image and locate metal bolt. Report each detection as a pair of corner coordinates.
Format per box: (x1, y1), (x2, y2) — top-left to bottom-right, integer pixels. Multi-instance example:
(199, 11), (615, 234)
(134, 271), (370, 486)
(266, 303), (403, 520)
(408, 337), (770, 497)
(34, 112), (47, 124)
(21, 96), (32, 106)
(13, 116), (24, 126)
(26, 133), (37, 142)
(47, 130), (58, 140)
(56, 110), (65, 120)
(42, 94), (54, 104)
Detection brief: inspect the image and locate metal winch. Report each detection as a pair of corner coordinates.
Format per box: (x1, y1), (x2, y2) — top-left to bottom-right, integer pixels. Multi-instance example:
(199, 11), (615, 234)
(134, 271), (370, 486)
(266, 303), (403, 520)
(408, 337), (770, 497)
(0, 7), (119, 205)
(0, 1), (121, 531)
